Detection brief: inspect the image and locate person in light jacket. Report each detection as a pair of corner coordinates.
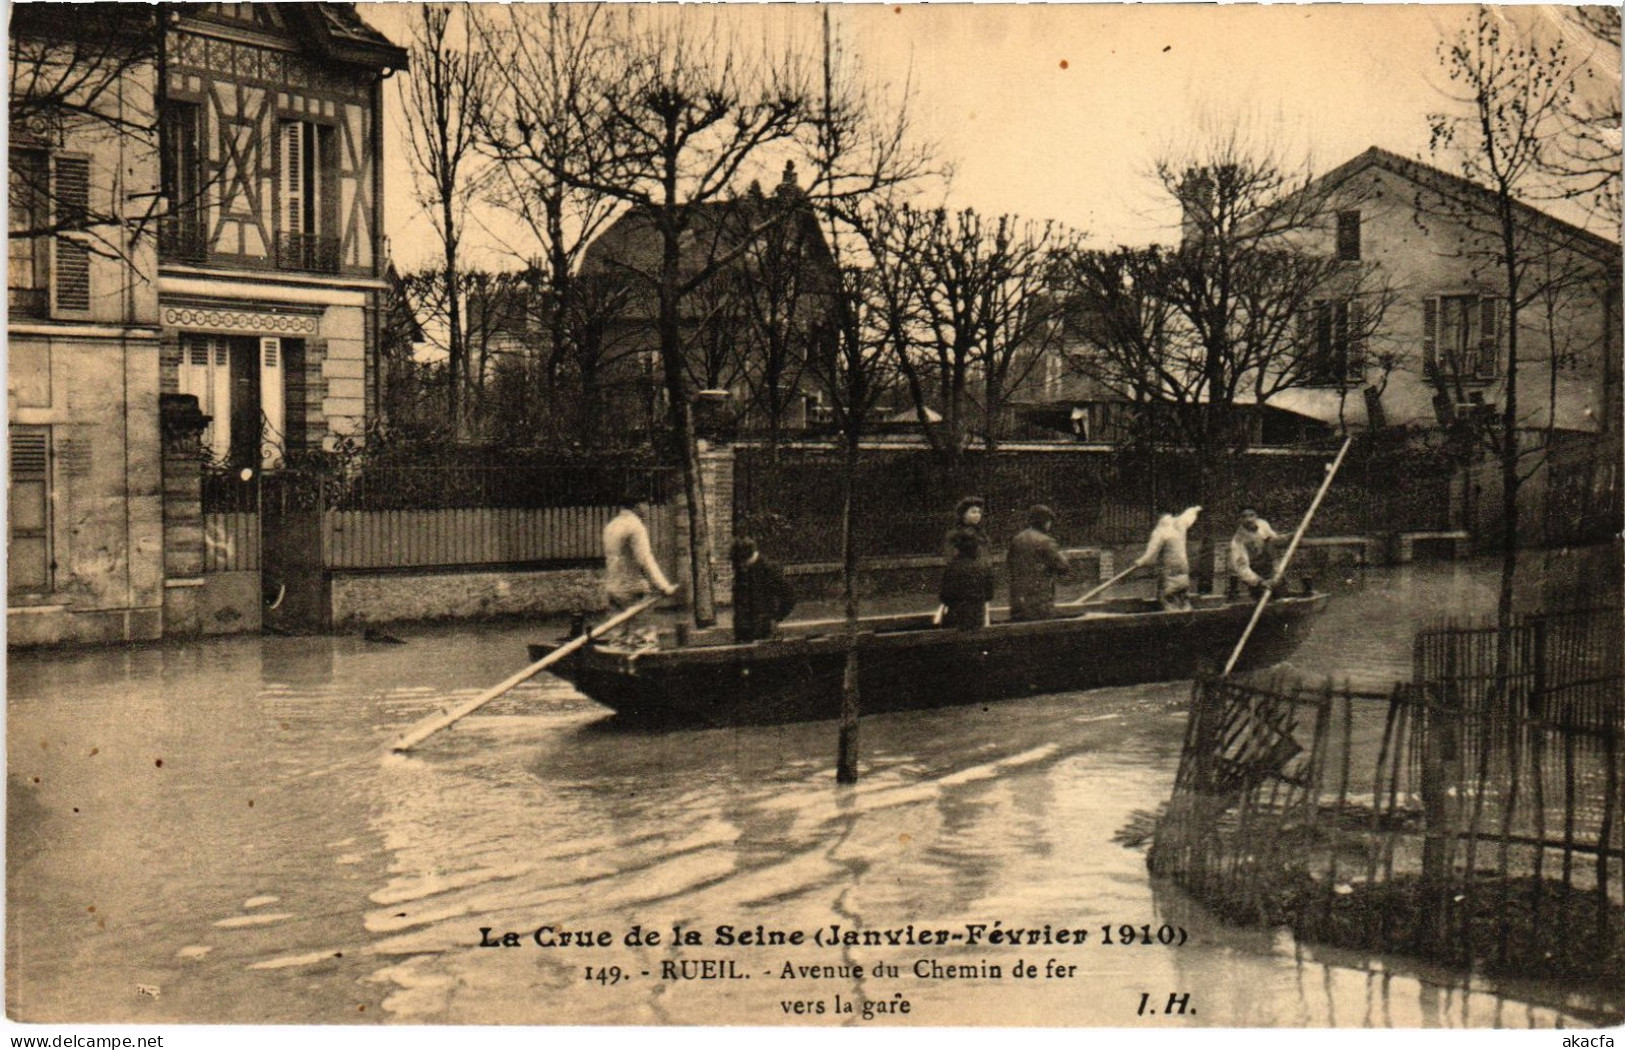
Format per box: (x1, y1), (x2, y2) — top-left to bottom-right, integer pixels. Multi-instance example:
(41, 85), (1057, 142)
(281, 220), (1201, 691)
(602, 502), (677, 641)
(1229, 507), (1282, 600)
(1007, 504), (1071, 622)
(1135, 506), (1202, 611)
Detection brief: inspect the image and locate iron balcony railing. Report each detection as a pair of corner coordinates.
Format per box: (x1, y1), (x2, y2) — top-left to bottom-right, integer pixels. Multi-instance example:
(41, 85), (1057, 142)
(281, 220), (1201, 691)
(275, 231), (341, 274)
(158, 216), (209, 265)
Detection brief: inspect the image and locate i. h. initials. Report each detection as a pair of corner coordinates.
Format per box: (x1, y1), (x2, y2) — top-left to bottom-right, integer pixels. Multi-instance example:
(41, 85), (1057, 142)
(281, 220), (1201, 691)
(1138, 992), (1194, 1016)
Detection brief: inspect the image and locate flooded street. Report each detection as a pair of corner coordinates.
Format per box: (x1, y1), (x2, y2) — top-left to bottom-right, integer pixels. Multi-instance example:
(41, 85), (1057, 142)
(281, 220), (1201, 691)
(7, 554), (1621, 1027)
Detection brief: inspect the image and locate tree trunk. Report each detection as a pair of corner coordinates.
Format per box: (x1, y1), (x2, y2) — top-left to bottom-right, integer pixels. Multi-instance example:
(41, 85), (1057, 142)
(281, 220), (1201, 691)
(836, 430), (861, 783)
(658, 221), (718, 627)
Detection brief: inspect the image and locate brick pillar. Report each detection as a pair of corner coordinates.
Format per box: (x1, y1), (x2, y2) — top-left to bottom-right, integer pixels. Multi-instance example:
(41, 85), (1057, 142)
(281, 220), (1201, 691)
(160, 394), (210, 637)
(671, 445), (737, 607)
(159, 331), (183, 394)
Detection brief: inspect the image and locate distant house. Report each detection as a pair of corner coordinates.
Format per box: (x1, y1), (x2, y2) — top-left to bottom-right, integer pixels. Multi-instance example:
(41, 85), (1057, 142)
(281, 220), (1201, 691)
(8, 1), (405, 646)
(578, 162), (841, 439)
(1269, 146), (1621, 440)
(1027, 146), (1621, 467)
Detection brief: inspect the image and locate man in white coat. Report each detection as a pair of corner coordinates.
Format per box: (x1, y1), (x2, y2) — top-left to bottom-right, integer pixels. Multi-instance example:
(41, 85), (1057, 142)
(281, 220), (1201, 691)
(1229, 507), (1283, 600)
(602, 502), (678, 642)
(1134, 506), (1202, 611)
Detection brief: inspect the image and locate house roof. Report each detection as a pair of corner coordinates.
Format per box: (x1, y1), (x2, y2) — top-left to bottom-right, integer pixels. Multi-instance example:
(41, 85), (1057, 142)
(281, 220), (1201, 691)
(1316, 146), (1621, 268)
(298, 3), (408, 71)
(580, 165), (835, 297)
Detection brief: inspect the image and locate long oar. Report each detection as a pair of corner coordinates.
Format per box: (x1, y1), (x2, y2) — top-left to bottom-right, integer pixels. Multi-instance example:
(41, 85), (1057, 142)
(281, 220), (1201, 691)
(1221, 436), (1353, 677)
(1061, 564), (1140, 608)
(390, 595), (662, 752)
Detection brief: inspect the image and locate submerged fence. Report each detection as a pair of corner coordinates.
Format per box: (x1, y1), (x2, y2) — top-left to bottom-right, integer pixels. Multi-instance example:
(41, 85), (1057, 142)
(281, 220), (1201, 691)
(1151, 608), (1624, 984)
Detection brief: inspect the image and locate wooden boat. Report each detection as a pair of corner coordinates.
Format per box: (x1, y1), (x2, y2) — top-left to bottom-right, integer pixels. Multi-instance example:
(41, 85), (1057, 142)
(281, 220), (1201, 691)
(529, 589), (1329, 726)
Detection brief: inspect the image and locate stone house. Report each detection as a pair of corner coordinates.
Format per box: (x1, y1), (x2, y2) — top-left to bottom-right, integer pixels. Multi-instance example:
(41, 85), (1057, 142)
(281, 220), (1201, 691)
(1270, 147), (1620, 442)
(8, 2), (405, 646)
(577, 163), (842, 440)
(1271, 147), (1622, 545)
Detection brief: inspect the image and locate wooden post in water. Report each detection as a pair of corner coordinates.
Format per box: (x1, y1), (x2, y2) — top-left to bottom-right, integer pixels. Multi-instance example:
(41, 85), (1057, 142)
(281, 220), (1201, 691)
(836, 436), (861, 785)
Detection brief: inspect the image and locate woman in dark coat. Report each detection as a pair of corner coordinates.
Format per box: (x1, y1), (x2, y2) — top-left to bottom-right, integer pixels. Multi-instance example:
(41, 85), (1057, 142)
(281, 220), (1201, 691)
(938, 529), (994, 629)
(943, 495), (988, 560)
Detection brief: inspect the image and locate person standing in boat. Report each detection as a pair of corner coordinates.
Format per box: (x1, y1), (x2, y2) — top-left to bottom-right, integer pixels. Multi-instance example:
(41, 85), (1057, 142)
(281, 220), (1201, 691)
(1134, 505), (1202, 611)
(938, 529), (994, 628)
(730, 537), (796, 642)
(943, 495), (988, 559)
(1229, 507), (1282, 600)
(602, 501), (678, 642)
(1007, 504), (1072, 621)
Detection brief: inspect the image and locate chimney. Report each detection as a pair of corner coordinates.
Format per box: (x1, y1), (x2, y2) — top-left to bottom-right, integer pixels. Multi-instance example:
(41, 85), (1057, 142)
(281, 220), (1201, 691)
(775, 160), (803, 199)
(1179, 168), (1214, 247)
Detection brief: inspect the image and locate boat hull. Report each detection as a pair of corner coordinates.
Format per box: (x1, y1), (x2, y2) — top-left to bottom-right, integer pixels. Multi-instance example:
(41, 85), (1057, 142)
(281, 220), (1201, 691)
(531, 594), (1327, 726)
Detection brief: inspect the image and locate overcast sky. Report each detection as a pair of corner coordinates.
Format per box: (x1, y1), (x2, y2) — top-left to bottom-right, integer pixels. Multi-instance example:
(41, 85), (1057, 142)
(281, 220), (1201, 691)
(359, 3), (1616, 272)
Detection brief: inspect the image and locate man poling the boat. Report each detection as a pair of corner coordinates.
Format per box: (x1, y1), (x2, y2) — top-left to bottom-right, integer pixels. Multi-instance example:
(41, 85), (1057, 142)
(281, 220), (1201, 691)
(1133, 506), (1202, 612)
(1229, 507), (1283, 601)
(602, 500), (678, 646)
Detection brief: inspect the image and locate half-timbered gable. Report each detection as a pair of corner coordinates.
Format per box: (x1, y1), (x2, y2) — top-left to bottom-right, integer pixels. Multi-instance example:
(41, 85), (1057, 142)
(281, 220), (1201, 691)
(161, 3), (403, 277)
(156, 3), (404, 469)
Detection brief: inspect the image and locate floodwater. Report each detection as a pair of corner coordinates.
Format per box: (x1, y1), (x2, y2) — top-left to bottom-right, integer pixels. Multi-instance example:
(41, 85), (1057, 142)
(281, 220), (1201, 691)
(7, 552), (1622, 1027)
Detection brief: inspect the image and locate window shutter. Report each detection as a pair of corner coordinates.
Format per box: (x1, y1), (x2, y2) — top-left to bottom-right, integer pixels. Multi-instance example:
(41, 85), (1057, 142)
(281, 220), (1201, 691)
(53, 156), (91, 312)
(8, 425), (52, 594)
(1421, 297), (1438, 378)
(10, 427), (48, 478)
(282, 122), (303, 235)
(1478, 297), (1500, 379)
(1336, 210), (1361, 262)
(260, 337), (285, 469)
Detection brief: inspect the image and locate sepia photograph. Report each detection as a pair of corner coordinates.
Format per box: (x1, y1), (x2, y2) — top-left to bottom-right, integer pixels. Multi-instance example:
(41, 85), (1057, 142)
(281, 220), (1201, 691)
(5, 0), (1622, 1038)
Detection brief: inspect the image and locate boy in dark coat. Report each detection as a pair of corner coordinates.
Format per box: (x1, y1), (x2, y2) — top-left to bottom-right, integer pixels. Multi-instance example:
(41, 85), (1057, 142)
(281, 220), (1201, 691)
(938, 529), (994, 629)
(1007, 504), (1071, 621)
(731, 537), (796, 642)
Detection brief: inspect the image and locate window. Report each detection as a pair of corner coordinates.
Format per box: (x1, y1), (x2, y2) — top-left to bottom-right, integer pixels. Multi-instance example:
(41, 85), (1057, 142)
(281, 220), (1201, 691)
(1301, 298), (1365, 385)
(177, 335), (284, 467)
(8, 426), (52, 596)
(1335, 210), (1361, 262)
(1423, 295), (1500, 381)
(8, 148), (49, 317)
(8, 151), (92, 315)
(160, 101), (206, 263)
(277, 120), (337, 272)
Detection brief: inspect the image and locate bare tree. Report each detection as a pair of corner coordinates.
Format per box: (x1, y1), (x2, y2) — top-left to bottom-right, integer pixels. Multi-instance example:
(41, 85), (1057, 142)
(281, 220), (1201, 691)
(1545, 6), (1622, 228)
(1427, 4), (1619, 648)
(725, 181), (831, 450)
(8, 6), (223, 275)
(974, 220), (1081, 449)
(473, 4), (626, 429)
(532, 9), (817, 626)
(400, 4), (494, 433)
(1064, 139), (1394, 447)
